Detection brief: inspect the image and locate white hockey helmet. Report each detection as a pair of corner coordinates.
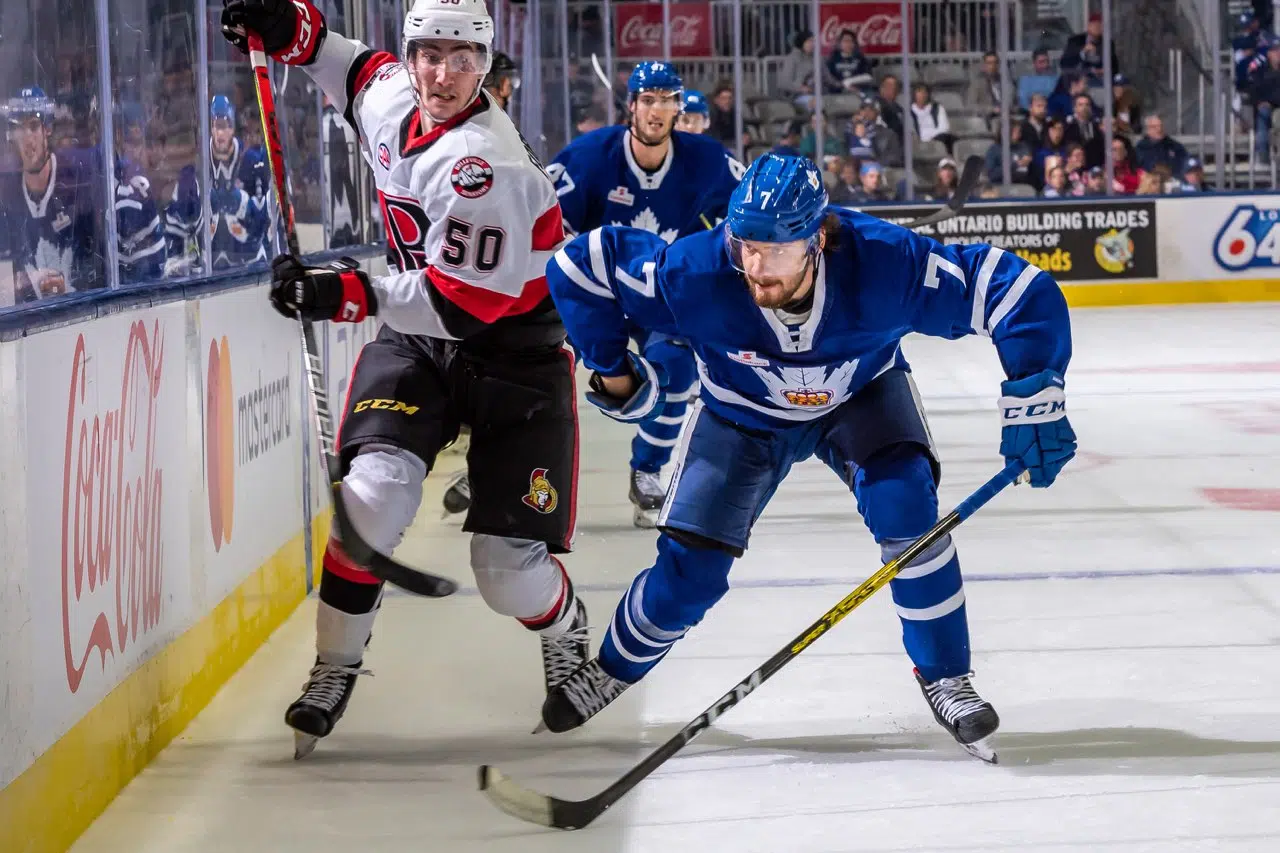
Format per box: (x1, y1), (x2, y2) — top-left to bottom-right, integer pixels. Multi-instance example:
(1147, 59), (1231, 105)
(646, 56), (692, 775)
(403, 0), (494, 65)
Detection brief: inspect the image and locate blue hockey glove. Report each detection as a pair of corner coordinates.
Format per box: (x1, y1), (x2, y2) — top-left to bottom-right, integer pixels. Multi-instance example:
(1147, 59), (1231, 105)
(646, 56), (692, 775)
(585, 351), (664, 424)
(998, 369), (1077, 488)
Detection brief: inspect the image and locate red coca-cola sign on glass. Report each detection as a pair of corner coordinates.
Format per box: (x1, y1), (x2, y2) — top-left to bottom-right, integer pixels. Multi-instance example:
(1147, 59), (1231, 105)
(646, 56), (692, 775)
(614, 2), (713, 58)
(819, 2), (909, 55)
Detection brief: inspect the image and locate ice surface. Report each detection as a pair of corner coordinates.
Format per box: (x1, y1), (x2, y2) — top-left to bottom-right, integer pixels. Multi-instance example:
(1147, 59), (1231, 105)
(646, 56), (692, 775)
(71, 304), (1280, 852)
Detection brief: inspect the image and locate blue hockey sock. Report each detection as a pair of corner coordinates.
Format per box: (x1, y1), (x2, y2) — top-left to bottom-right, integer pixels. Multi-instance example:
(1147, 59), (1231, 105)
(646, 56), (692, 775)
(885, 534), (971, 682)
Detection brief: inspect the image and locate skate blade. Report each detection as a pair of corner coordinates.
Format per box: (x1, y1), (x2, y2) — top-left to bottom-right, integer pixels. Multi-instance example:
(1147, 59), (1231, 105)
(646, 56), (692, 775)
(632, 507), (658, 529)
(531, 719), (548, 735)
(293, 731), (319, 760)
(961, 736), (998, 765)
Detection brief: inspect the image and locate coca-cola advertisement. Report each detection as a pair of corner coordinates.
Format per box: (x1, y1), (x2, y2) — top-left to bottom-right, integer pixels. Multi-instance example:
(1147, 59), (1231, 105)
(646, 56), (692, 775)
(614, 2), (712, 58)
(819, 2), (909, 55)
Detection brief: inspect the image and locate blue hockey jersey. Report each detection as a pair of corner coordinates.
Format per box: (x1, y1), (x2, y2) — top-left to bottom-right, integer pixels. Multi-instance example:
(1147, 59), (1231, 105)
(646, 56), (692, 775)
(114, 156), (166, 284)
(547, 209), (1072, 432)
(164, 136), (269, 275)
(1, 147), (106, 301)
(548, 125), (745, 242)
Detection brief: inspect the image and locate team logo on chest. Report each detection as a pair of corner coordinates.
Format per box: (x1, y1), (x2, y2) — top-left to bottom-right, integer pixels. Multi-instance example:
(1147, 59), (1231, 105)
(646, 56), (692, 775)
(607, 185), (634, 206)
(451, 156), (495, 198)
(753, 360), (861, 411)
(521, 468), (559, 514)
(610, 206), (678, 244)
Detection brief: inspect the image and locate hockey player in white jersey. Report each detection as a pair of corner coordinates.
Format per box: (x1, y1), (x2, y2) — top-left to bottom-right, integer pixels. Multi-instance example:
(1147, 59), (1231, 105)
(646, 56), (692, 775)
(443, 62), (745, 527)
(221, 0), (588, 757)
(537, 154), (1077, 763)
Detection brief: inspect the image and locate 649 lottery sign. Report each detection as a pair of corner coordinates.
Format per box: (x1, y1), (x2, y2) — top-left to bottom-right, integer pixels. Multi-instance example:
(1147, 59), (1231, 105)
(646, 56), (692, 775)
(1214, 204), (1280, 270)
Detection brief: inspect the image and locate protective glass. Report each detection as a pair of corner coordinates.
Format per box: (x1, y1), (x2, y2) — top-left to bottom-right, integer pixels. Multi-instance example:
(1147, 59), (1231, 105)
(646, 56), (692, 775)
(407, 42), (493, 76)
(726, 231), (816, 276)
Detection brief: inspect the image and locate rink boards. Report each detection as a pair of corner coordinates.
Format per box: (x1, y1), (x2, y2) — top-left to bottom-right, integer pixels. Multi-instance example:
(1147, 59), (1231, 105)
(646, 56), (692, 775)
(0, 193), (1278, 853)
(0, 274), (380, 853)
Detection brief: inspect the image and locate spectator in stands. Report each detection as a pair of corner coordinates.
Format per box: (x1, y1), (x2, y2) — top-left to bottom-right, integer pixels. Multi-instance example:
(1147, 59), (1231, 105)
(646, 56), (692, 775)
(846, 97), (903, 167)
(1083, 166), (1107, 196)
(707, 83), (744, 150)
(1110, 135), (1142, 194)
(1047, 71), (1091, 120)
(838, 160), (895, 204)
(1250, 40), (1280, 163)
(1233, 12), (1272, 103)
(876, 74), (905, 138)
(1032, 117), (1068, 191)
(780, 30), (841, 110)
(968, 52), (1004, 131)
(985, 121), (1033, 185)
(1063, 143), (1088, 195)
(1176, 157), (1206, 191)
(771, 119), (804, 158)
(799, 112), (844, 162)
(1060, 12), (1119, 85)
(828, 30), (874, 93)
(1136, 170), (1165, 195)
(1135, 114), (1189, 176)
(928, 157), (960, 201)
(1111, 73), (1143, 135)
(1018, 49), (1058, 110)
(909, 83), (954, 154)
(1042, 163), (1068, 197)
(1064, 93), (1104, 168)
(575, 105), (606, 136)
(1020, 93), (1050, 150)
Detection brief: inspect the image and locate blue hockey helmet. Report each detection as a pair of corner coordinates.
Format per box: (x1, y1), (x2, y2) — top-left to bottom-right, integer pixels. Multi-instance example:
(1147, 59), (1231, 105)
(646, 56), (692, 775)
(628, 61), (683, 99)
(726, 153), (828, 243)
(681, 89), (709, 115)
(210, 94), (236, 125)
(4, 85), (56, 126)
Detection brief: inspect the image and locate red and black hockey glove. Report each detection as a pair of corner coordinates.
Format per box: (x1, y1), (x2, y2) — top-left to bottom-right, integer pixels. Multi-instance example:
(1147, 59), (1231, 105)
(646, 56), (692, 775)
(269, 255), (376, 323)
(221, 0), (327, 66)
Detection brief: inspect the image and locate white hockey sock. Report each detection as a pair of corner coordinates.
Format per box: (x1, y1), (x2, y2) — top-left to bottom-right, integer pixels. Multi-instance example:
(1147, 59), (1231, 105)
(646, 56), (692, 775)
(316, 598), (381, 667)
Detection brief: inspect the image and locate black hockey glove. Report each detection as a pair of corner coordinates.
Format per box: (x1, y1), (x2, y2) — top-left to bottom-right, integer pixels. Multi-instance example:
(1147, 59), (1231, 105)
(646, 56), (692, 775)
(269, 255), (377, 323)
(221, 0), (327, 66)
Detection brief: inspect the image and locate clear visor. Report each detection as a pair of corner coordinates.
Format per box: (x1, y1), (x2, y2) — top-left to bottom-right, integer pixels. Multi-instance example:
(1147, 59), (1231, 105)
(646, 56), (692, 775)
(406, 41), (492, 76)
(727, 232), (816, 276)
(634, 91), (681, 112)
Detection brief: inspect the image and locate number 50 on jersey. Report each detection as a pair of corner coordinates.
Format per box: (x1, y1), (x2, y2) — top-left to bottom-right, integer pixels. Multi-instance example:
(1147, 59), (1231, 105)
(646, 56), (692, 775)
(1214, 205), (1280, 270)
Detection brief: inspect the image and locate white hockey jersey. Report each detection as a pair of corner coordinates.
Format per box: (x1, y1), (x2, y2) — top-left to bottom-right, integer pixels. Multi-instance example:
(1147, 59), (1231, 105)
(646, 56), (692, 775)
(302, 34), (566, 342)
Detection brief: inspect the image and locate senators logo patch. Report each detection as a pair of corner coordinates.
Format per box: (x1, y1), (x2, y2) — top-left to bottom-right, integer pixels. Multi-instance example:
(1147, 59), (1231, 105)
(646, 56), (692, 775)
(451, 156), (494, 198)
(521, 467), (558, 514)
(377, 142), (391, 169)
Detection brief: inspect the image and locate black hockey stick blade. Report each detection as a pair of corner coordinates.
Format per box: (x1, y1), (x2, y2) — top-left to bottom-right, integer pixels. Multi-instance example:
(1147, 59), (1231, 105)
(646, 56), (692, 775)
(476, 462), (1027, 831)
(901, 155), (984, 230)
(248, 36), (457, 600)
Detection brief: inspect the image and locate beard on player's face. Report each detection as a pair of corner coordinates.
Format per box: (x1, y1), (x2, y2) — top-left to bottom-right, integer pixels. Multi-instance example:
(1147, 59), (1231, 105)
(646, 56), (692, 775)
(744, 263), (810, 308)
(630, 98), (677, 146)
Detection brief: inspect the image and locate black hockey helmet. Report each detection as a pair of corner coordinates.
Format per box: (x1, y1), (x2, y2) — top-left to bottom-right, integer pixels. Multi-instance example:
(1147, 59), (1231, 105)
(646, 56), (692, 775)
(484, 51), (520, 90)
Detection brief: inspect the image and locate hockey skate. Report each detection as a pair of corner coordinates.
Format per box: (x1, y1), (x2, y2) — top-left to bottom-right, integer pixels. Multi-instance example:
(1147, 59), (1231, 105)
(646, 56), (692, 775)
(915, 668), (1000, 764)
(628, 468), (664, 528)
(441, 469), (471, 517)
(285, 658), (372, 759)
(536, 658), (630, 733)
(540, 598), (590, 693)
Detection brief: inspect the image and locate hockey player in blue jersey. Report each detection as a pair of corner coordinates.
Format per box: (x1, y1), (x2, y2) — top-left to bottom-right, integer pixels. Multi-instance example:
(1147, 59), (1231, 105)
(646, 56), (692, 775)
(164, 95), (270, 275)
(675, 88), (710, 134)
(443, 61), (746, 526)
(537, 154), (1076, 762)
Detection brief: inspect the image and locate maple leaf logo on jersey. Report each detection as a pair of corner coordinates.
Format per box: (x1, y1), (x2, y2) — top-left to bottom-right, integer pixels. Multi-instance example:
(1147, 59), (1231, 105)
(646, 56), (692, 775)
(751, 360), (861, 410)
(611, 206), (678, 244)
(450, 156), (494, 198)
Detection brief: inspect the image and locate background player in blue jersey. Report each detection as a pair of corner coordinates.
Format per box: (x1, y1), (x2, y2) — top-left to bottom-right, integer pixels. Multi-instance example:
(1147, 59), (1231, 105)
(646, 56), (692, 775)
(537, 154), (1076, 764)
(676, 88), (710, 134)
(1, 86), (106, 302)
(164, 95), (270, 275)
(443, 61), (746, 526)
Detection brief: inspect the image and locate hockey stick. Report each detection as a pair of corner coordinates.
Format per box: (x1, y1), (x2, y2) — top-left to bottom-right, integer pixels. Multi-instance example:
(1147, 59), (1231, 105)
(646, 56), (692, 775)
(246, 34), (458, 598)
(900, 154), (984, 230)
(478, 459), (1029, 830)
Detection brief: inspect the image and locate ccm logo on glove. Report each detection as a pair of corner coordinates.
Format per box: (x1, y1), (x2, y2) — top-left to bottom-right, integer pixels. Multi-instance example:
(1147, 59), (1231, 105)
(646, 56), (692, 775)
(999, 384), (1066, 424)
